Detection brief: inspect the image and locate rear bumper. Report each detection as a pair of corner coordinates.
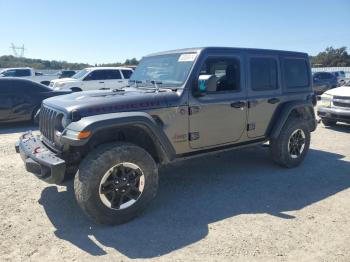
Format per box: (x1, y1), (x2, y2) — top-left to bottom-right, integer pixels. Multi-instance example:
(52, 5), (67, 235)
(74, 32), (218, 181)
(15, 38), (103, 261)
(15, 132), (66, 184)
(317, 106), (350, 123)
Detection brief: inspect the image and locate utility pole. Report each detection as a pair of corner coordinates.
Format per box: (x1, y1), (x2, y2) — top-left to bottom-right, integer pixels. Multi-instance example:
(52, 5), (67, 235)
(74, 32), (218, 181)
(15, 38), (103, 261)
(10, 43), (26, 57)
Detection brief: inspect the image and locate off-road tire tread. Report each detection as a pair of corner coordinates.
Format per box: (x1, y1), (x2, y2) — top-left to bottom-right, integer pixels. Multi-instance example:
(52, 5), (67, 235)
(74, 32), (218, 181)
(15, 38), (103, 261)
(270, 117), (311, 168)
(74, 142), (158, 225)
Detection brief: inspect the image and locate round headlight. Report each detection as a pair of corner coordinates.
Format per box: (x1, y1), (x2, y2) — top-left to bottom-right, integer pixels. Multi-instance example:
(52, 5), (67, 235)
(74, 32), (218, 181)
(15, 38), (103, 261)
(61, 117), (72, 128)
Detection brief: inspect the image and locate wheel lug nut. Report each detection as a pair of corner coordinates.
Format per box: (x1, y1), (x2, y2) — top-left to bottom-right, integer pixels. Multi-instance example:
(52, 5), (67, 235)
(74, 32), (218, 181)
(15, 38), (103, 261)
(115, 188), (118, 191)
(127, 183), (130, 186)
(122, 189), (125, 192)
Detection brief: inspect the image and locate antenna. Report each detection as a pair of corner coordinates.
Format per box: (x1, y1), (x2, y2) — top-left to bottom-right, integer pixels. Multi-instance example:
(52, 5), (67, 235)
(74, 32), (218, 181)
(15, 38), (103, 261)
(10, 43), (26, 57)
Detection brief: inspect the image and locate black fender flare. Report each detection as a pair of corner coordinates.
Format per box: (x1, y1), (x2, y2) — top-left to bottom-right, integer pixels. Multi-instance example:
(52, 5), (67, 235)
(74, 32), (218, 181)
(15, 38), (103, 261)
(62, 112), (176, 162)
(269, 101), (316, 139)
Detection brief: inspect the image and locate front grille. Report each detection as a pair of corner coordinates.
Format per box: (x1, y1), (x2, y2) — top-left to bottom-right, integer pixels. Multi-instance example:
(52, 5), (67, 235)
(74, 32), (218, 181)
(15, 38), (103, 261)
(333, 101), (350, 108)
(39, 105), (60, 142)
(333, 96), (350, 108)
(334, 96), (350, 100)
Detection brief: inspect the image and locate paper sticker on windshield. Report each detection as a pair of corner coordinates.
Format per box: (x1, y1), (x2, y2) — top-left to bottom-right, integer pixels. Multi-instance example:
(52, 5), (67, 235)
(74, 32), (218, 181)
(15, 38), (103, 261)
(178, 53), (197, 62)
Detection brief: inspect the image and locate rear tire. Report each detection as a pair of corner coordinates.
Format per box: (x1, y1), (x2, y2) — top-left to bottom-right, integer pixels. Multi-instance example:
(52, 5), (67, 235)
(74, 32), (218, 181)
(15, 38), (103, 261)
(74, 142), (158, 225)
(322, 119), (337, 126)
(270, 117), (310, 168)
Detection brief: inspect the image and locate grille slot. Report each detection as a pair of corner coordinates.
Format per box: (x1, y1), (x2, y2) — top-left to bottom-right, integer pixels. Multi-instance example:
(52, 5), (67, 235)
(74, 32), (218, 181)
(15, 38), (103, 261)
(333, 96), (350, 108)
(39, 106), (60, 142)
(333, 101), (350, 108)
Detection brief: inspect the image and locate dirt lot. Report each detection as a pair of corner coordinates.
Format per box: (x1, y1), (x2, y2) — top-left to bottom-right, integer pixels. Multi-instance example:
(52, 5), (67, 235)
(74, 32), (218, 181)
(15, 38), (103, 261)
(0, 123), (349, 262)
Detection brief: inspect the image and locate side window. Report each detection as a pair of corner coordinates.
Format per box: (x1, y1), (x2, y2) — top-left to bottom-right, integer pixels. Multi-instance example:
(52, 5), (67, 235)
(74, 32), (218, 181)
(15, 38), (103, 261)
(283, 58), (309, 88)
(250, 57), (278, 91)
(86, 70), (106, 81)
(121, 70), (133, 79)
(199, 57), (240, 93)
(1, 70), (16, 77)
(105, 70), (122, 80)
(15, 69), (31, 77)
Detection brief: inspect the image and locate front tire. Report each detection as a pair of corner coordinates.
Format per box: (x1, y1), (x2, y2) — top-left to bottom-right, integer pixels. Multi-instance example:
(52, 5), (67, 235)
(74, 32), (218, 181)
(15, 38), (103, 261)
(270, 117), (311, 168)
(74, 142), (158, 225)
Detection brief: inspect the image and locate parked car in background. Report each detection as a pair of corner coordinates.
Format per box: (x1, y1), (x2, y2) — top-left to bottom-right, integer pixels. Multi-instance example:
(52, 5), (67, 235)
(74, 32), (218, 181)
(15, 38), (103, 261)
(0, 67), (58, 86)
(58, 70), (76, 79)
(312, 72), (337, 95)
(331, 71), (346, 86)
(0, 78), (71, 123)
(317, 84), (350, 126)
(49, 67), (134, 92)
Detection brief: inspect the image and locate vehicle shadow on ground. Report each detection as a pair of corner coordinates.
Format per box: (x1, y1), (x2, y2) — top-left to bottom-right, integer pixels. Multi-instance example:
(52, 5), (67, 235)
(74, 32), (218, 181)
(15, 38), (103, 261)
(0, 122), (38, 135)
(323, 122), (350, 133)
(39, 146), (350, 258)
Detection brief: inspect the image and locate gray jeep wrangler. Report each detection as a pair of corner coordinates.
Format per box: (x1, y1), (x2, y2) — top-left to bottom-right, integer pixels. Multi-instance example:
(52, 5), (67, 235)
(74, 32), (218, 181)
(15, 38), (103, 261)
(16, 47), (317, 225)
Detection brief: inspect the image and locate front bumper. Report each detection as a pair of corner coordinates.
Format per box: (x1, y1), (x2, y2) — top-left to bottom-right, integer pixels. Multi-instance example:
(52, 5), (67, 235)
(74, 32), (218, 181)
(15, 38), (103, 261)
(15, 132), (66, 184)
(317, 106), (350, 123)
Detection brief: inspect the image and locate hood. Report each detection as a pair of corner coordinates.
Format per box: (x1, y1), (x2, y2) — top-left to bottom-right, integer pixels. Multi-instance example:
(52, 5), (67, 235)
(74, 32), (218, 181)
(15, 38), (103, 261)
(324, 86), (350, 96)
(43, 87), (181, 117)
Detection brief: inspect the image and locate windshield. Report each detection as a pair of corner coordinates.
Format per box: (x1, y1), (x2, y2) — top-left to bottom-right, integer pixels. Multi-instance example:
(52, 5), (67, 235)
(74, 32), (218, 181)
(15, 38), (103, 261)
(129, 53), (197, 87)
(72, 69), (89, 79)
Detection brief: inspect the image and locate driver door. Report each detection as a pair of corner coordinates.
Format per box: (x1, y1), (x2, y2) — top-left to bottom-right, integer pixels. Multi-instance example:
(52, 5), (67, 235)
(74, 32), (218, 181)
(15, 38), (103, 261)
(189, 54), (247, 149)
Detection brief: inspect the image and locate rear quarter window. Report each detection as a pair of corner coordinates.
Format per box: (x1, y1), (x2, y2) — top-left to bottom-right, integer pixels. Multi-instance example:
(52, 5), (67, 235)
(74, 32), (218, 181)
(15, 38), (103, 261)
(121, 69), (133, 79)
(283, 58), (309, 88)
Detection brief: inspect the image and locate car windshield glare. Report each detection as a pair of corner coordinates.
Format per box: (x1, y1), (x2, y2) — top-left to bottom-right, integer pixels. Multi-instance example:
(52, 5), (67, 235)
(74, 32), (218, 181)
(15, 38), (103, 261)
(72, 69), (89, 79)
(129, 53), (197, 87)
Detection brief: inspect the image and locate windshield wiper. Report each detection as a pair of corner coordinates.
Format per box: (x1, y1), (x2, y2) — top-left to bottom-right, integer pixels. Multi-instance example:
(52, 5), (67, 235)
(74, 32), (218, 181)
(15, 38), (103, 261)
(129, 79), (178, 92)
(112, 84), (131, 92)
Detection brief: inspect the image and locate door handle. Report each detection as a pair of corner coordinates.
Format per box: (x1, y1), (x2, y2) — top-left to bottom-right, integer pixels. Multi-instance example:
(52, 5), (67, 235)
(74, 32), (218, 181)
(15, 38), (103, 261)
(267, 98), (280, 104)
(99, 81), (104, 84)
(118, 80), (123, 83)
(230, 101), (246, 108)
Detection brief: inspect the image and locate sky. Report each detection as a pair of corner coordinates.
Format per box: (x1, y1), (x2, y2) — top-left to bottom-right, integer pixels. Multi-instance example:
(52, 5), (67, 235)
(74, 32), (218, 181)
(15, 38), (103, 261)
(0, 0), (349, 64)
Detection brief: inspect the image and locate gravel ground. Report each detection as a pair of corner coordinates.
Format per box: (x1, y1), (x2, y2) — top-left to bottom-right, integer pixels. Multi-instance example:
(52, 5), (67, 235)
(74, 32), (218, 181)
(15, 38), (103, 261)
(0, 122), (349, 262)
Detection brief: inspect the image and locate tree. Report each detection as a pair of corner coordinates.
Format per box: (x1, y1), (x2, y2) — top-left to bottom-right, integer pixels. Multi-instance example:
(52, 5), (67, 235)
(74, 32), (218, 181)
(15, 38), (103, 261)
(311, 46), (350, 67)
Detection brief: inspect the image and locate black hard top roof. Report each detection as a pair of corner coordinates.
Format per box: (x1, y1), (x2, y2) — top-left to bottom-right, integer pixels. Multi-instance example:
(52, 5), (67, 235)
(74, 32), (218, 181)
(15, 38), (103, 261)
(147, 47), (308, 57)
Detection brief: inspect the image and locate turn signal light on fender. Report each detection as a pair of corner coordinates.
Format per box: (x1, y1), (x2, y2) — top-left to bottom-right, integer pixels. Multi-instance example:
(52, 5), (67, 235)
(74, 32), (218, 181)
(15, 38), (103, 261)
(77, 131), (91, 139)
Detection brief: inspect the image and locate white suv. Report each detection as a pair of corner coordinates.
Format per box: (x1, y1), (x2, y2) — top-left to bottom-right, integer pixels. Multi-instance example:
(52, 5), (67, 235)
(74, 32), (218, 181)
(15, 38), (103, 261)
(49, 67), (133, 91)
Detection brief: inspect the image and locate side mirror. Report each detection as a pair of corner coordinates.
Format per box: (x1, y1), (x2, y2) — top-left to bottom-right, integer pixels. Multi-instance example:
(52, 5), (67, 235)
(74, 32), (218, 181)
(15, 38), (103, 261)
(313, 77), (320, 82)
(194, 74), (215, 97)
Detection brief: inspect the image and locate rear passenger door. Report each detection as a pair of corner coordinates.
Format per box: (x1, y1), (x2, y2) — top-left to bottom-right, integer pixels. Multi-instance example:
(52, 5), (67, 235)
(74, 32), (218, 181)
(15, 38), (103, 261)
(247, 54), (281, 138)
(104, 69), (125, 89)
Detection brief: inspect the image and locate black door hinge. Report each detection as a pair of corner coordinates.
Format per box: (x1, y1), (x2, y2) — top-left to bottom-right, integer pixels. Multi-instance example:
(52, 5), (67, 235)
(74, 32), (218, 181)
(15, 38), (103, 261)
(189, 132), (200, 141)
(189, 106), (200, 115)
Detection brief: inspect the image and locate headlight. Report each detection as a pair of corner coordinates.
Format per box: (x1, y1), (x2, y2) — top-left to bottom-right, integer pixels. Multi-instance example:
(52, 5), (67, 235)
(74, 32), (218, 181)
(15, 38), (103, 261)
(56, 82), (66, 87)
(61, 117), (72, 128)
(319, 94), (333, 107)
